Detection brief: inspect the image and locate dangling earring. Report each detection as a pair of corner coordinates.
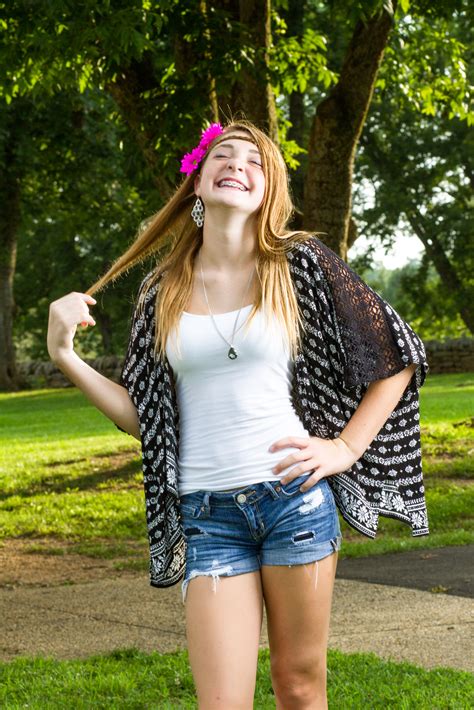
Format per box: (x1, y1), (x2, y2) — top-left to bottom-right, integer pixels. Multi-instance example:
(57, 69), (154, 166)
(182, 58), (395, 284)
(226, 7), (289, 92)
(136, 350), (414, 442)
(191, 197), (205, 227)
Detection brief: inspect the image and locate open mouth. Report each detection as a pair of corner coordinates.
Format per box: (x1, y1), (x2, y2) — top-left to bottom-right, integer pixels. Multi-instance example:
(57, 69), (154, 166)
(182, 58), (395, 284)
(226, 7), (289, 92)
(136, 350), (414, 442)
(217, 179), (248, 191)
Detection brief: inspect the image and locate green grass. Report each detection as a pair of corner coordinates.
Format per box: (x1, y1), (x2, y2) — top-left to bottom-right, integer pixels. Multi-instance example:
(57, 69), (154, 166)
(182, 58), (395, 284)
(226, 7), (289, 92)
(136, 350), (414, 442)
(0, 388), (146, 563)
(1, 376), (473, 705)
(0, 373), (473, 562)
(339, 372), (474, 557)
(0, 647), (472, 709)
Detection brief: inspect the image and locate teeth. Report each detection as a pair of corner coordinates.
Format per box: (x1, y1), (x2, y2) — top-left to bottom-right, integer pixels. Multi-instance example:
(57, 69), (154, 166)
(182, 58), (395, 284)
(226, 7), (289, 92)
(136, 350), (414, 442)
(218, 180), (246, 190)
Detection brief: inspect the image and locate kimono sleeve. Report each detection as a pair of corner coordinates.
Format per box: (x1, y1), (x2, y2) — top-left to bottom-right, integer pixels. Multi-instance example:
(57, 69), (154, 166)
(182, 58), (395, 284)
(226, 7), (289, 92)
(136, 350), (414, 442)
(309, 237), (429, 390)
(115, 272), (156, 433)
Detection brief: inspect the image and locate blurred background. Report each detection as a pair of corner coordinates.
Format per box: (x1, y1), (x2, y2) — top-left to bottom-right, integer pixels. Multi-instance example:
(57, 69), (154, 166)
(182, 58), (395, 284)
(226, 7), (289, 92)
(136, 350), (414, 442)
(0, 0), (472, 389)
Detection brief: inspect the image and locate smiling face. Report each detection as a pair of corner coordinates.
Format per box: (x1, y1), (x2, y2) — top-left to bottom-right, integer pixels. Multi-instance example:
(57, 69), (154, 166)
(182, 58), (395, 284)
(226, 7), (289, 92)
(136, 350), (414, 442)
(193, 132), (266, 217)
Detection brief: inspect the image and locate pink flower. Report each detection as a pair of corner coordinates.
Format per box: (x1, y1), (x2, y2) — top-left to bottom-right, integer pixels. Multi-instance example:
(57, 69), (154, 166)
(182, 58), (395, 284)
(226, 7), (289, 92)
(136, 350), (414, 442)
(180, 146), (206, 175)
(179, 122), (224, 175)
(198, 123), (224, 151)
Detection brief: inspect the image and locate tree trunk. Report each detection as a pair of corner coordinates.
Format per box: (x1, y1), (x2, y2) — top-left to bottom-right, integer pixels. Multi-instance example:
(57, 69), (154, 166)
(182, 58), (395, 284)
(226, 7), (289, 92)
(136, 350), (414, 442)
(228, 0), (278, 141)
(105, 67), (173, 199)
(286, 0), (306, 210)
(304, 5), (397, 258)
(0, 114), (22, 391)
(199, 0), (219, 122)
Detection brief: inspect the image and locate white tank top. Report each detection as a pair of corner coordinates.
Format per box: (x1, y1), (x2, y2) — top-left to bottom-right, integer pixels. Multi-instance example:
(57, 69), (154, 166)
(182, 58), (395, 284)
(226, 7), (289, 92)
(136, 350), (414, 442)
(165, 304), (311, 496)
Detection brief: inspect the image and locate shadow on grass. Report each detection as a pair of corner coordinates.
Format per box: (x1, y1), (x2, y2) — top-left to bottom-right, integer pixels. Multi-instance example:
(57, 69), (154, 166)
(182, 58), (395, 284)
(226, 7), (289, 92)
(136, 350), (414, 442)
(1, 452), (142, 500)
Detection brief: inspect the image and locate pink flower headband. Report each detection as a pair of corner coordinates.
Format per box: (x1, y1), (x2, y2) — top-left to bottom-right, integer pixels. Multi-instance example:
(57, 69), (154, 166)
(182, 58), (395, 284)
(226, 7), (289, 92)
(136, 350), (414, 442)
(180, 122), (224, 175)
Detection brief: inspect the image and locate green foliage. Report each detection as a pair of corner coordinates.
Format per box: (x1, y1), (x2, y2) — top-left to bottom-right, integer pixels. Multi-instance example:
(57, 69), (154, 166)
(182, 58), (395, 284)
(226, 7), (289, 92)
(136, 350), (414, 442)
(270, 28), (336, 95)
(1, 0), (473, 358)
(7, 89), (154, 360)
(382, 9), (473, 124)
(0, 1), (169, 100)
(274, 105), (308, 170)
(352, 3), (473, 333)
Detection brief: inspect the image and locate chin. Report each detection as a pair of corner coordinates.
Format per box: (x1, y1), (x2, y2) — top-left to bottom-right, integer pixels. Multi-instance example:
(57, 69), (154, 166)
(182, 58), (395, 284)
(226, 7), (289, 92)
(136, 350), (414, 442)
(211, 195), (253, 209)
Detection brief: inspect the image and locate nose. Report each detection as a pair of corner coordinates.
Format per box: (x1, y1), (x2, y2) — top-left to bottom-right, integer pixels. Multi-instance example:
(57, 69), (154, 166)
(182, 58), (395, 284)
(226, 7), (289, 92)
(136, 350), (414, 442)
(225, 156), (244, 171)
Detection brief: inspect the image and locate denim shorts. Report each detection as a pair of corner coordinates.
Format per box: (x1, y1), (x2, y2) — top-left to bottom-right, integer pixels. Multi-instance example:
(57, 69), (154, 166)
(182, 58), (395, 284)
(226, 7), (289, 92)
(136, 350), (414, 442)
(178, 474), (342, 603)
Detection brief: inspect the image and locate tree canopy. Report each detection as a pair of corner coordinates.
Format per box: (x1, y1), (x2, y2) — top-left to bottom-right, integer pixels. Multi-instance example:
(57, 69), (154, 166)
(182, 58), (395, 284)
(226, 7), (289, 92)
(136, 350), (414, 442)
(0, 0), (472, 388)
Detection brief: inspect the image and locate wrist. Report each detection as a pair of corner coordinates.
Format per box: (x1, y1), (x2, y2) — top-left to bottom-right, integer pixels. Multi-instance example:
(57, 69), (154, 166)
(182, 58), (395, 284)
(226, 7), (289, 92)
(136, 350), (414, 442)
(50, 347), (75, 367)
(333, 434), (360, 462)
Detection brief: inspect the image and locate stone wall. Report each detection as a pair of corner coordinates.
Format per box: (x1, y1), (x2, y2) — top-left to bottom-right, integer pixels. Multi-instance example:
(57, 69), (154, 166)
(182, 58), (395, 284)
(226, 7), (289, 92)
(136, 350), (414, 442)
(17, 356), (123, 389)
(423, 338), (474, 375)
(15, 338), (474, 388)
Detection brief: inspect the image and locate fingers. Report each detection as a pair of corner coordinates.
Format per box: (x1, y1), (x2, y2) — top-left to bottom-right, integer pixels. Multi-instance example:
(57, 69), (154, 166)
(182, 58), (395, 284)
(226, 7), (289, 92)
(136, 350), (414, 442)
(50, 291), (97, 328)
(48, 291), (98, 358)
(268, 436), (311, 452)
(272, 449), (308, 474)
(270, 435), (354, 487)
(299, 472), (322, 493)
(280, 467), (320, 488)
(79, 293), (97, 328)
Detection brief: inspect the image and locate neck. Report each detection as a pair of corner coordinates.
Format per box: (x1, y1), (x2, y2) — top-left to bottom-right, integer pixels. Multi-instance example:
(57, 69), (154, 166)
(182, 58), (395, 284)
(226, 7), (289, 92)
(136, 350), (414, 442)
(199, 210), (258, 272)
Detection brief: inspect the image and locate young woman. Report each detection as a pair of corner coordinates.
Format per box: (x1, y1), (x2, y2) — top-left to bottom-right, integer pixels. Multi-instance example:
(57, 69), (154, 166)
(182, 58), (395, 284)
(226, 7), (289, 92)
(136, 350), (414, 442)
(47, 119), (429, 709)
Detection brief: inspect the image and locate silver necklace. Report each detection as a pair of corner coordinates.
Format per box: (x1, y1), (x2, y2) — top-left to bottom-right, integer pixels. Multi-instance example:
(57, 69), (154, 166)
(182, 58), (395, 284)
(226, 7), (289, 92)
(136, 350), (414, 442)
(199, 251), (255, 360)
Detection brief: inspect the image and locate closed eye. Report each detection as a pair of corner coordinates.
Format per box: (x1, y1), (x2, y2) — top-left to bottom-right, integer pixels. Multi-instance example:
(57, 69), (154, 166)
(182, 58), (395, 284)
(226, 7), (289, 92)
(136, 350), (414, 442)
(215, 153), (262, 167)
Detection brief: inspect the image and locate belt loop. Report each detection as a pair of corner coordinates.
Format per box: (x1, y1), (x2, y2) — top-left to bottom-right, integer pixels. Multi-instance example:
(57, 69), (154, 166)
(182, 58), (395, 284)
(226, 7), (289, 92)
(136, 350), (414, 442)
(263, 480), (280, 500)
(203, 491), (211, 515)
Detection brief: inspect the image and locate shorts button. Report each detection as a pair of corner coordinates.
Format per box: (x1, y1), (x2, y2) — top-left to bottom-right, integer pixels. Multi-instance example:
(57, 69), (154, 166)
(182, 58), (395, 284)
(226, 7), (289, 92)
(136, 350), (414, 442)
(236, 493), (247, 504)
(275, 485), (281, 492)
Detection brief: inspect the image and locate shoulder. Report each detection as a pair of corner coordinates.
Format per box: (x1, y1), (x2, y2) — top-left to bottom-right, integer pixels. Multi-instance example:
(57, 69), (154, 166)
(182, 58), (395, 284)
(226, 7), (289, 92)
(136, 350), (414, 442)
(287, 234), (335, 263)
(286, 235), (339, 278)
(289, 235), (366, 287)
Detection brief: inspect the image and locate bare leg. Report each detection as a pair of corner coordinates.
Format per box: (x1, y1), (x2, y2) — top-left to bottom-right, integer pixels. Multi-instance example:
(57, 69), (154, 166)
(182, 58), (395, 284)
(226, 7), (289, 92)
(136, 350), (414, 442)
(261, 552), (338, 710)
(184, 570), (264, 710)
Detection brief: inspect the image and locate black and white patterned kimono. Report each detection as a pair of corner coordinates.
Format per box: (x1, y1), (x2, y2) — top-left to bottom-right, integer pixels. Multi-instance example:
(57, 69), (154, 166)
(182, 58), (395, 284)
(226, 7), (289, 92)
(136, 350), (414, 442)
(117, 236), (430, 588)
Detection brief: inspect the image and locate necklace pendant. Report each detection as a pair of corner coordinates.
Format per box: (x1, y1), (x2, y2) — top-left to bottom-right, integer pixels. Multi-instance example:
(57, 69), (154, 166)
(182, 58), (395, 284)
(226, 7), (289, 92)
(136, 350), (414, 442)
(228, 346), (237, 360)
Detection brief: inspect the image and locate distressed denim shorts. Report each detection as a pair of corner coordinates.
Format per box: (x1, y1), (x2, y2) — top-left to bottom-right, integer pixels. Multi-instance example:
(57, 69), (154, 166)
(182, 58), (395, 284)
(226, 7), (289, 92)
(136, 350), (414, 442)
(178, 474), (342, 604)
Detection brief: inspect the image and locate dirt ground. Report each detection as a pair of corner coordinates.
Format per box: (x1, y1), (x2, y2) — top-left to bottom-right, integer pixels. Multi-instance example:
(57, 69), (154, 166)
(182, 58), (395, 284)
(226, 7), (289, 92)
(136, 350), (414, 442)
(0, 538), (146, 588)
(2, 538), (473, 600)
(1, 539), (473, 673)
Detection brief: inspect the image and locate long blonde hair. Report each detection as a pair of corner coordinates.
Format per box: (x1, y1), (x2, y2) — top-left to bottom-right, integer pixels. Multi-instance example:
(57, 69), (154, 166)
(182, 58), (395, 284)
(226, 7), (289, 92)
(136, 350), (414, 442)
(87, 119), (314, 361)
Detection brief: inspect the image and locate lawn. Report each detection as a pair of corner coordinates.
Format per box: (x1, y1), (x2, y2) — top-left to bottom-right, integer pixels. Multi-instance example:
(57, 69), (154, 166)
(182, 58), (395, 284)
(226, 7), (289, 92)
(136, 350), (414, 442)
(0, 647), (473, 709)
(1, 373), (472, 707)
(0, 372), (473, 564)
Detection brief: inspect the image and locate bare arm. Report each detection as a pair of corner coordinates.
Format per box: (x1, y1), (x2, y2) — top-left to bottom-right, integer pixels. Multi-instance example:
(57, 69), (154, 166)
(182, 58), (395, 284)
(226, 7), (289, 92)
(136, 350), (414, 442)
(334, 364), (418, 459)
(52, 351), (140, 439)
(47, 291), (140, 440)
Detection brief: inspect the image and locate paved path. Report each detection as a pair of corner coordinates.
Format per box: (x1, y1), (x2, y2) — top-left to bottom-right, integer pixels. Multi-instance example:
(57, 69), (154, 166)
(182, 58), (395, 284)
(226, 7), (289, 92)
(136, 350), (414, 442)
(1, 555), (473, 672)
(336, 545), (474, 598)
